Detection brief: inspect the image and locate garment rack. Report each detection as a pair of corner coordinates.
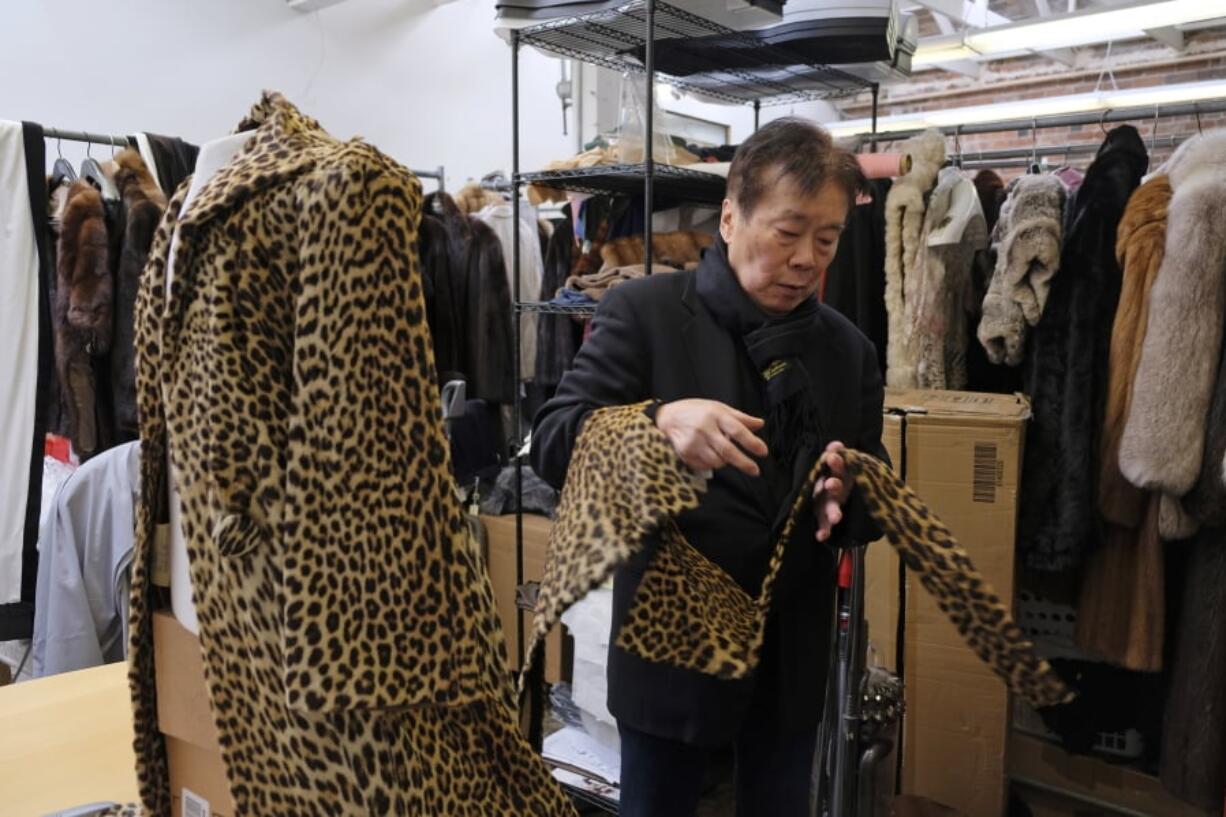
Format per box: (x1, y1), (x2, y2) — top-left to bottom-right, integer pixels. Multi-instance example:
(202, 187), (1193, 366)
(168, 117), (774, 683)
(411, 166), (446, 191)
(41, 127), (130, 148)
(948, 134), (1189, 170)
(854, 98), (1226, 144)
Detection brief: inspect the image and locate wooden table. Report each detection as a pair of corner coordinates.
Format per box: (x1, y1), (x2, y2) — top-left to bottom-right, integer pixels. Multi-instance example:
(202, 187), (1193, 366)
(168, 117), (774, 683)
(0, 662), (138, 815)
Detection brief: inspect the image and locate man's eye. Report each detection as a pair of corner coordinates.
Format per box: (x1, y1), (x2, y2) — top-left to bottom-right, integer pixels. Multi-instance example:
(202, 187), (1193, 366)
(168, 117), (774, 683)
(778, 229), (799, 239)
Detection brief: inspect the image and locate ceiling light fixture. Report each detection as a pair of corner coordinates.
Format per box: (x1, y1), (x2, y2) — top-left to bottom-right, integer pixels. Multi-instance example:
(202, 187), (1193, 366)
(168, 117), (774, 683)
(912, 0), (1226, 66)
(824, 78), (1226, 138)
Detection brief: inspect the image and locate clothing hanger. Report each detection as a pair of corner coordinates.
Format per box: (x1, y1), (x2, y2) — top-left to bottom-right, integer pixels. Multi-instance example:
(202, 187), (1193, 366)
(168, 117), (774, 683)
(1028, 120), (1041, 174)
(953, 126), (964, 169)
(50, 137), (77, 189)
(1150, 105), (1161, 155)
(79, 138), (118, 200)
(1195, 103), (1204, 135)
(1099, 108), (1112, 135)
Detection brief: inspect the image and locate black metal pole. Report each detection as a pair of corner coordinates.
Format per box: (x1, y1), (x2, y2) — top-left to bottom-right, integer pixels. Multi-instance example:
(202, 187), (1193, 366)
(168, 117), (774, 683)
(644, 0), (655, 274)
(511, 28), (526, 673)
(754, 99), (761, 132)
(870, 84), (880, 153)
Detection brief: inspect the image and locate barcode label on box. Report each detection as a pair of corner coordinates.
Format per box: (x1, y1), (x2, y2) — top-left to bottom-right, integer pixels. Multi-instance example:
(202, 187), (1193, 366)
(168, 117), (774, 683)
(183, 788), (211, 817)
(973, 443), (998, 503)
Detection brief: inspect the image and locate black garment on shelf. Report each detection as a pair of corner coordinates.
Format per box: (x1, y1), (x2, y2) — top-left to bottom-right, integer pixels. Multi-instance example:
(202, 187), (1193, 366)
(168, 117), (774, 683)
(630, 16), (897, 78)
(449, 398), (505, 486)
(142, 133), (198, 195)
(535, 218), (583, 388)
(531, 244), (886, 747)
(1018, 126), (1148, 573)
(3, 123), (55, 641)
(478, 464), (560, 516)
(1037, 658), (1164, 760)
(824, 177), (890, 376)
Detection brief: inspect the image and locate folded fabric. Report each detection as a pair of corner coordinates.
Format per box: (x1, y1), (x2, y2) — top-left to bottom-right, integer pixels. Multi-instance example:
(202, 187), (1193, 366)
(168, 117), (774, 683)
(977, 174), (1066, 366)
(523, 403), (1073, 720)
(564, 262), (691, 301)
(551, 288), (598, 306)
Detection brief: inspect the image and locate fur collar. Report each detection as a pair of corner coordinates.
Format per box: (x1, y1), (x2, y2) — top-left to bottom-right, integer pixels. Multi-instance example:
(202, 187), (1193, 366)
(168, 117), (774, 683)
(977, 174), (1065, 366)
(1120, 131), (1226, 496)
(884, 129), (946, 387)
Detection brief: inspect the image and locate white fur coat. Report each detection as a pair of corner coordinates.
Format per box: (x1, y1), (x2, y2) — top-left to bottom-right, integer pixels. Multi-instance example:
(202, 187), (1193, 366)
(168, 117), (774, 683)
(1120, 130), (1226, 496)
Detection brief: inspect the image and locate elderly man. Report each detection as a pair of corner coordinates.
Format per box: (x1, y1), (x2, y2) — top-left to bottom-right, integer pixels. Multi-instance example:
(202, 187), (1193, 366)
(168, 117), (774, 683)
(531, 118), (888, 817)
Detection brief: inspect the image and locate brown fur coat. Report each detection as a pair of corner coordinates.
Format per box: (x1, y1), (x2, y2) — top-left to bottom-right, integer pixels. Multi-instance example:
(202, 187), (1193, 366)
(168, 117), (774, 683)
(55, 179), (113, 456)
(111, 149), (166, 439)
(599, 229), (713, 271)
(1120, 131), (1226, 495)
(1098, 175), (1172, 527)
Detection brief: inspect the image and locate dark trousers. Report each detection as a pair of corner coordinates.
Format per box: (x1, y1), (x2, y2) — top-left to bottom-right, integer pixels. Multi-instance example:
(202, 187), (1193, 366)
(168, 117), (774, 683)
(618, 715), (819, 817)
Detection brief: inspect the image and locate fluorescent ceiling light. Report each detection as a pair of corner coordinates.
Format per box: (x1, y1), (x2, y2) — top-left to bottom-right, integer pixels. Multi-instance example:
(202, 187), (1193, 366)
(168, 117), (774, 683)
(912, 0), (1226, 65)
(825, 78), (1226, 139)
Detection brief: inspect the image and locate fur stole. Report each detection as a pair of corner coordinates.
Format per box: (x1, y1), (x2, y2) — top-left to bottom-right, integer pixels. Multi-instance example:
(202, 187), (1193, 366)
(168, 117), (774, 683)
(1098, 175), (1172, 527)
(55, 179), (113, 456)
(884, 128), (945, 387)
(599, 230), (712, 271)
(977, 174), (1065, 366)
(1120, 131), (1226, 495)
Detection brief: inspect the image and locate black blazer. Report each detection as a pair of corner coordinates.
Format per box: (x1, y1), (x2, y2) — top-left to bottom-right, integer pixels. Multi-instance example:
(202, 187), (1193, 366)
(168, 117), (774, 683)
(531, 267), (887, 746)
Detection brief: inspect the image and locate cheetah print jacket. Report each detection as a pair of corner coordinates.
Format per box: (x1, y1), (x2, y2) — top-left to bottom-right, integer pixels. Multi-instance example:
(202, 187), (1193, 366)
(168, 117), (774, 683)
(127, 92), (573, 816)
(525, 403), (1073, 711)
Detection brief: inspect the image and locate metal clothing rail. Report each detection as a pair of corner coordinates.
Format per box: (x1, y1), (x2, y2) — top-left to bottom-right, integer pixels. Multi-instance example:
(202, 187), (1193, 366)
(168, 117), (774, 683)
(41, 126), (130, 148)
(856, 98), (1226, 144)
(410, 165), (445, 191)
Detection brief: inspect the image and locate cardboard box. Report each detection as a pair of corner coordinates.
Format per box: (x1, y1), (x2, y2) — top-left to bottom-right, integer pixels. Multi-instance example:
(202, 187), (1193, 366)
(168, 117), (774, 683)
(482, 514), (566, 683)
(152, 610), (235, 817)
(863, 388), (1031, 817)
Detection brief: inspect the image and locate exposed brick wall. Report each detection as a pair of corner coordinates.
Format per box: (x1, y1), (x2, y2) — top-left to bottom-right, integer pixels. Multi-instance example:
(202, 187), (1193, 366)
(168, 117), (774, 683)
(840, 28), (1226, 174)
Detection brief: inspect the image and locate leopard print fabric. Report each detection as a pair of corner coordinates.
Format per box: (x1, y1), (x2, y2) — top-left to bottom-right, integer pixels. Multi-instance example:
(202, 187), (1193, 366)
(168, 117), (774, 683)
(522, 402), (708, 683)
(128, 93), (574, 816)
(842, 449), (1074, 707)
(530, 405), (1072, 712)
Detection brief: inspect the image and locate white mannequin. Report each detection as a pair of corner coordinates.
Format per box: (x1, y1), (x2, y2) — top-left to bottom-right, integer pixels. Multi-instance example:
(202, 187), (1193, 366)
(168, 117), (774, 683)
(166, 131), (253, 635)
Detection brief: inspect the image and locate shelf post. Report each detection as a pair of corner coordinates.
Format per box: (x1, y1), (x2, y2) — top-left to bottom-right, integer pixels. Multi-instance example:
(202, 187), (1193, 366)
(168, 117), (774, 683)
(870, 83), (880, 152)
(754, 99), (761, 132)
(511, 27), (526, 673)
(644, 0), (655, 274)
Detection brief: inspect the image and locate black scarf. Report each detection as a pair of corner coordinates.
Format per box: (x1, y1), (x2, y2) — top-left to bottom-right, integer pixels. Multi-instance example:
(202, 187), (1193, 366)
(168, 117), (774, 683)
(695, 238), (825, 494)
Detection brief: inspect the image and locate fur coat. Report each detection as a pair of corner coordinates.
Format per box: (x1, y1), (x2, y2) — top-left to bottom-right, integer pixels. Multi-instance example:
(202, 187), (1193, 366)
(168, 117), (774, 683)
(598, 229), (712, 271)
(55, 179), (113, 458)
(1120, 130), (1226, 497)
(1075, 175), (1172, 671)
(884, 128), (945, 388)
(111, 149), (166, 440)
(1018, 126), (1148, 573)
(977, 174), (1066, 367)
(1098, 175), (1172, 527)
(914, 167), (988, 390)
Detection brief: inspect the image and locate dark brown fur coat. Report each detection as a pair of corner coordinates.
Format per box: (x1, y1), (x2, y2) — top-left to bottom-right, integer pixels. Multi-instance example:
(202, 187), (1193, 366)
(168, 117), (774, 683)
(111, 149), (166, 439)
(55, 179), (113, 456)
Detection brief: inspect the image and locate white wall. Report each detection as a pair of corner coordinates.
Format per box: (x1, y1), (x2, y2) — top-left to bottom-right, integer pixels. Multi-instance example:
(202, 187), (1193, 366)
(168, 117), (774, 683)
(0, 0), (584, 189)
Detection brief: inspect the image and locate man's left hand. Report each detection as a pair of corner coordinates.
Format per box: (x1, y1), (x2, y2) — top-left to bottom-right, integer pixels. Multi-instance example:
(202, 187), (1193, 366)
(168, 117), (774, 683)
(814, 441), (852, 543)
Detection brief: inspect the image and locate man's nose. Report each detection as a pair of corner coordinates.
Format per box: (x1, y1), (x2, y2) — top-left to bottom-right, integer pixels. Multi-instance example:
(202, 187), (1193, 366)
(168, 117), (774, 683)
(791, 238), (816, 270)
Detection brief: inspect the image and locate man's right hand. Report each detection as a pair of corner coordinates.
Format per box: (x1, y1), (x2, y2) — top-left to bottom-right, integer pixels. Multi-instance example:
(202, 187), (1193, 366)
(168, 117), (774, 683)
(654, 399), (769, 477)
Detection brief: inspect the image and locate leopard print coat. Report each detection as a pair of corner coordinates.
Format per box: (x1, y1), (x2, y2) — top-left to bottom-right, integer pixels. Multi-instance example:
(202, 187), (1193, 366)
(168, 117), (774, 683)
(128, 92), (573, 816)
(525, 403), (1072, 712)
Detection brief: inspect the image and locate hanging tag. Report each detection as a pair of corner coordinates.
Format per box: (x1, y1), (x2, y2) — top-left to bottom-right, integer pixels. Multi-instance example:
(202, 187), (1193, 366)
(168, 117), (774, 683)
(152, 524), (172, 588)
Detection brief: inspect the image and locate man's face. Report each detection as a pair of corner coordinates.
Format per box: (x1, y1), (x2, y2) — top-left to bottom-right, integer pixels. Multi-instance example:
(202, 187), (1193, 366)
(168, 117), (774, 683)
(720, 171), (849, 316)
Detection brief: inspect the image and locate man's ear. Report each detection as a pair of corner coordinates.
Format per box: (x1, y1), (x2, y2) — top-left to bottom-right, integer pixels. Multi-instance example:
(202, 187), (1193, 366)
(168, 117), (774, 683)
(719, 197), (735, 243)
